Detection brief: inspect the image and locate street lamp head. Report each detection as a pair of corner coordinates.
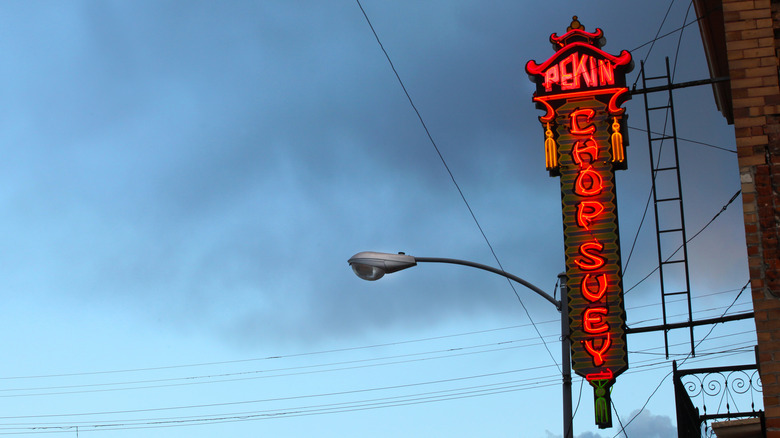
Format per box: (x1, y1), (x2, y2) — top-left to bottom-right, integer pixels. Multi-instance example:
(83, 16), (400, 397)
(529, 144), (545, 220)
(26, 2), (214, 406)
(347, 251), (417, 281)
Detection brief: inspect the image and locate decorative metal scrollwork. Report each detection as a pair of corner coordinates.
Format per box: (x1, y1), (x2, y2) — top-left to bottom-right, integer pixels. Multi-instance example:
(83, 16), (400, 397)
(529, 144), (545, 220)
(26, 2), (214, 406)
(674, 360), (763, 438)
(681, 369), (761, 416)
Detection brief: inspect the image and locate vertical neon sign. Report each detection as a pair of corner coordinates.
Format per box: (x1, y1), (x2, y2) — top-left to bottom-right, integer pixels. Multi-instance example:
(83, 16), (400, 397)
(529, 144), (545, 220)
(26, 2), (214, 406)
(526, 17), (632, 429)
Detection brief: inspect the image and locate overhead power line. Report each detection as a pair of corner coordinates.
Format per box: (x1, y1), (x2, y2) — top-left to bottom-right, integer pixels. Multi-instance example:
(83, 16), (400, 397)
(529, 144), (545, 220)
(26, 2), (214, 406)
(0, 282), (746, 387)
(0, 295), (750, 401)
(0, 323), (550, 382)
(0, 337), (561, 398)
(624, 189), (742, 295)
(627, 126), (736, 153)
(0, 301), (753, 403)
(630, 0), (676, 89)
(0, 344), (756, 435)
(629, 4), (706, 56)
(613, 279), (752, 437)
(354, 0), (560, 372)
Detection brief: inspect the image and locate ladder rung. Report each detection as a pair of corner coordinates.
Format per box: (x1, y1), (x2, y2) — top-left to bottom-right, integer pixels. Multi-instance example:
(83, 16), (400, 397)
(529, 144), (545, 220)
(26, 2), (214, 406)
(656, 197), (681, 203)
(662, 291), (691, 297)
(661, 259), (686, 265)
(655, 166), (678, 172)
(650, 136), (675, 142)
(645, 75), (669, 81)
(648, 105), (671, 111)
(659, 228), (684, 233)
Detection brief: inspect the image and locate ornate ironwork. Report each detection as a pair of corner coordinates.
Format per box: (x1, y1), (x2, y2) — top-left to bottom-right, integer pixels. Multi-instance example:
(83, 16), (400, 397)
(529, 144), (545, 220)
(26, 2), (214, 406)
(673, 360), (765, 437)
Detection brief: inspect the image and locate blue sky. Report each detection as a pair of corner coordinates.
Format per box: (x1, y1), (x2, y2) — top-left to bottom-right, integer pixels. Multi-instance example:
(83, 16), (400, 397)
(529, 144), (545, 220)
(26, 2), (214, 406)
(0, 1), (757, 437)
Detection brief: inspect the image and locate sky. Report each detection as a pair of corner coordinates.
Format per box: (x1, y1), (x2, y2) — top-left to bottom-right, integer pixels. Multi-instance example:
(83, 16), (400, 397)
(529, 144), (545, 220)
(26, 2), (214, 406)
(0, 1), (759, 437)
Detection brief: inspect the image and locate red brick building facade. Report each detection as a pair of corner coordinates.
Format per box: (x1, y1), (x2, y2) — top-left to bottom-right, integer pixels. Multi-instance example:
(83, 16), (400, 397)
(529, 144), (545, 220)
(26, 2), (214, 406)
(695, 0), (780, 434)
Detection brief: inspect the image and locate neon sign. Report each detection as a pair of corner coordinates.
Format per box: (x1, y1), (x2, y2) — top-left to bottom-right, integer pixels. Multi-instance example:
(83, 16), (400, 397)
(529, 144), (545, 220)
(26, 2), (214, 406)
(526, 17), (632, 429)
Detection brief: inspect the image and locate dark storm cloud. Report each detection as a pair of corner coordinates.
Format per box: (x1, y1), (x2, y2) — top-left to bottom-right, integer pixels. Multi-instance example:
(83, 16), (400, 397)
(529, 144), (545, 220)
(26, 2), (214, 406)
(0, 1), (743, 350)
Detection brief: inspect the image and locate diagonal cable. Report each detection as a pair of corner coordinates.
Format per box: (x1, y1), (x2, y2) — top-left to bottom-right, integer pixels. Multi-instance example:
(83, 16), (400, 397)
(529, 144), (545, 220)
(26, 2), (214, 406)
(630, 0), (676, 89)
(613, 279), (751, 438)
(625, 189), (741, 295)
(355, 0), (561, 372)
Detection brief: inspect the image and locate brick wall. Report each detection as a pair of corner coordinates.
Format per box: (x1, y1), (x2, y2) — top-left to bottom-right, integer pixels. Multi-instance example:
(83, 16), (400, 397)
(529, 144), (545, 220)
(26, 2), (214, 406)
(723, 0), (780, 434)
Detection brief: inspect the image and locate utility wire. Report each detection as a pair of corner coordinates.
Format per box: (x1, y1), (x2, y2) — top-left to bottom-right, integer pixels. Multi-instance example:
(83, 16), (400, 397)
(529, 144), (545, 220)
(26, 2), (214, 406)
(623, 1), (704, 275)
(0, 379), (568, 434)
(629, 285), (750, 312)
(0, 368), (560, 423)
(0, 336), (561, 396)
(622, 184), (654, 275)
(0, 309), (754, 420)
(0, 324), (546, 381)
(630, 14), (705, 56)
(617, 5), (744, 430)
(0, 304), (751, 401)
(0, 321), (753, 432)
(612, 280), (751, 438)
(627, 126), (736, 153)
(0, 343), (561, 399)
(0, 379), (566, 434)
(3, 338), (756, 430)
(623, 76), (675, 275)
(0, 5), (745, 435)
(671, 1), (694, 80)
(630, 337), (755, 357)
(0, 284), (746, 385)
(9, 320), (578, 385)
(612, 402), (627, 438)
(625, 189), (741, 295)
(0, 286), (750, 399)
(0, 346), (756, 434)
(354, 0), (560, 373)
(0, 347), (755, 431)
(630, 0), (676, 89)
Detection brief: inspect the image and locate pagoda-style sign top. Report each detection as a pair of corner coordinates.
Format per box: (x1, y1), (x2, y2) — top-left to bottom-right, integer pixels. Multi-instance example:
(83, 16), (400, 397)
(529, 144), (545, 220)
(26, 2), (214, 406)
(526, 17), (632, 101)
(553, 15), (603, 47)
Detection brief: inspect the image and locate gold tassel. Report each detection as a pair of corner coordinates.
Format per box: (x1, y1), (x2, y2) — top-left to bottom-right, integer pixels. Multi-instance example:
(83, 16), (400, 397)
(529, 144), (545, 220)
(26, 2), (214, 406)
(611, 117), (624, 163)
(545, 123), (558, 170)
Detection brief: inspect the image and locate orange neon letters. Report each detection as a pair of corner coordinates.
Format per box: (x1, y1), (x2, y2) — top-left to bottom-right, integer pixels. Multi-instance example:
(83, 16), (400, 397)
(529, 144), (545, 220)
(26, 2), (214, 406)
(543, 66), (560, 93)
(572, 138), (599, 167)
(586, 368), (613, 382)
(560, 54), (575, 90)
(574, 166), (603, 196)
(575, 241), (605, 271)
(535, 52), (620, 92)
(527, 30), (634, 416)
(576, 201), (604, 229)
(573, 53), (596, 88)
(598, 60), (615, 86)
(581, 273), (608, 302)
(583, 333), (612, 367)
(569, 108), (596, 135)
(583, 307), (610, 334)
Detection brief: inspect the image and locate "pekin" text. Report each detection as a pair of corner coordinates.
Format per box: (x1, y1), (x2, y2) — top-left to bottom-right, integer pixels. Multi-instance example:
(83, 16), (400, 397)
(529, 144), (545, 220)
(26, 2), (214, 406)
(542, 53), (616, 93)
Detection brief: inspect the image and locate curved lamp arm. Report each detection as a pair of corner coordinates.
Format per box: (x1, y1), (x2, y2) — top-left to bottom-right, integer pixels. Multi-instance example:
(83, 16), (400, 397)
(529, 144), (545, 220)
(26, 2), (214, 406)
(348, 251), (561, 311)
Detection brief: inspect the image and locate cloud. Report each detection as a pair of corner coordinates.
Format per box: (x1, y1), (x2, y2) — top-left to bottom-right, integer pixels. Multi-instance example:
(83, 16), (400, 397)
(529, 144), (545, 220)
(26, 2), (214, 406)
(0, 0), (565, 349)
(545, 429), (606, 438)
(543, 409), (676, 438)
(0, 1), (745, 353)
(615, 409), (677, 438)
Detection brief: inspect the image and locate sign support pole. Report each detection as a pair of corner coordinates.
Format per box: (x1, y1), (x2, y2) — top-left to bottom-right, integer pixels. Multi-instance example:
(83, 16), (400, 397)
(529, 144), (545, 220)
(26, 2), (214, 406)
(560, 272), (573, 438)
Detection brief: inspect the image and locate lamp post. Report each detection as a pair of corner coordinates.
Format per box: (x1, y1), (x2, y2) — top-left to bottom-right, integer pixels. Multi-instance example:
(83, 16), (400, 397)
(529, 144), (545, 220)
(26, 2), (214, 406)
(348, 251), (573, 438)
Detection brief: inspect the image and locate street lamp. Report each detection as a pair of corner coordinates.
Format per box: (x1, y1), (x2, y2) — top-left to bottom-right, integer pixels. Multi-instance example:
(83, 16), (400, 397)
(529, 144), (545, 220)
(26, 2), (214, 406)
(348, 251), (574, 438)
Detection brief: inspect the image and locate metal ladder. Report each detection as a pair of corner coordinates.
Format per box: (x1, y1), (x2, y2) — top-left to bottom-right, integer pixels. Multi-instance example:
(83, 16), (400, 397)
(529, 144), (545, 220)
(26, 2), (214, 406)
(640, 57), (694, 359)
